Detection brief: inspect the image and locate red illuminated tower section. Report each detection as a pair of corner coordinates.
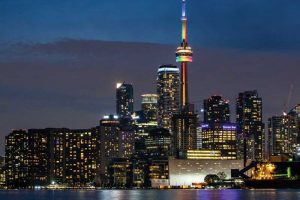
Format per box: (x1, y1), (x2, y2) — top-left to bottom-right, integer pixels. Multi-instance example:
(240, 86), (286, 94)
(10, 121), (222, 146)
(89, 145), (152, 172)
(176, 0), (193, 112)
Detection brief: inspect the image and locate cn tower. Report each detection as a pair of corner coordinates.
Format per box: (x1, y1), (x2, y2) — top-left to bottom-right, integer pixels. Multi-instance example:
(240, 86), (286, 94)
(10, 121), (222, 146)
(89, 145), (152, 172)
(173, 0), (198, 154)
(176, 0), (193, 112)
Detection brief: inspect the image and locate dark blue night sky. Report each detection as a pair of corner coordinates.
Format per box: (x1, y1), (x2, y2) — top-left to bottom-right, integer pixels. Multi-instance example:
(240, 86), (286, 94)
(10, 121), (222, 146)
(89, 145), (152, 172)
(1, 0), (300, 50)
(0, 0), (300, 154)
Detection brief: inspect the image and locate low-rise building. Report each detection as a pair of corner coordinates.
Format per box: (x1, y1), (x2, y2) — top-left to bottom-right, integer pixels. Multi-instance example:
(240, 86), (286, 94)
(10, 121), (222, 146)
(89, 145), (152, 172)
(168, 157), (243, 186)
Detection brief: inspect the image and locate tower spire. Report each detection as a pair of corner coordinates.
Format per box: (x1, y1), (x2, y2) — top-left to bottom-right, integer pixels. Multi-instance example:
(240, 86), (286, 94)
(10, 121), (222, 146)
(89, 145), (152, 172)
(181, 0), (187, 43)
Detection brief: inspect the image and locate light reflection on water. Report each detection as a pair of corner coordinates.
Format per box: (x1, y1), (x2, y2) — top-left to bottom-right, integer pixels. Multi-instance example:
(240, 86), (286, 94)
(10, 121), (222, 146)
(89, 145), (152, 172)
(1, 189), (300, 200)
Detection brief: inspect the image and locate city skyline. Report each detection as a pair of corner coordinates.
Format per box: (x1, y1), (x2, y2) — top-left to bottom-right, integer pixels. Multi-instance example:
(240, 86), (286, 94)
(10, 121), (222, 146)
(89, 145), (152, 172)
(2, 0), (300, 191)
(1, 0), (300, 155)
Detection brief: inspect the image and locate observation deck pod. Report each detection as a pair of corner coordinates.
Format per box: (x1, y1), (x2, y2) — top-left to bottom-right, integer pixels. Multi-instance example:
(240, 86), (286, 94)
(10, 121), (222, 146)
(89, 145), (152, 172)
(176, 46), (193, 62)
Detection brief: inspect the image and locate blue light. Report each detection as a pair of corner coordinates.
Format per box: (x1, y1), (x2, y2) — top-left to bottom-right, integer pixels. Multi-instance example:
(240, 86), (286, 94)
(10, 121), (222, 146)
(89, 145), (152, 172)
(222, 125), (236, 130)
(201, 124), (209, 128)
(157, 68), (179, 73)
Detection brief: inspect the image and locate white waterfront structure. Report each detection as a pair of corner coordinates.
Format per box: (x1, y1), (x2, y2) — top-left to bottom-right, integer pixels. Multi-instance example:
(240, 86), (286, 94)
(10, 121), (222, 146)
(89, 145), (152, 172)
(168, 157), (244, 186)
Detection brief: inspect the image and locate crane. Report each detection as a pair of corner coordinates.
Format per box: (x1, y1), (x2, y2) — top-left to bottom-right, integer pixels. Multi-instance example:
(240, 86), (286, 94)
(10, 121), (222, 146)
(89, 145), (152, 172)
(283, 84), (294, 116)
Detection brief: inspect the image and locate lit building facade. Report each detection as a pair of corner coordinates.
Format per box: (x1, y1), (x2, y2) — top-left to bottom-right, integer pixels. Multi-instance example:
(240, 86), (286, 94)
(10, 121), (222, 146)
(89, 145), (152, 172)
(288, 104), (300, 119)
(203, 95), (230, 124)
(108, 158), (133, 188)
(157, 65), (180, 130)
(236, 90), (264, 161)
(148, 158), (169, 188)
(168, 157), (243, 186)
(63, 128), (99, 187)
(201, 95), (236, 159)
(116, 82), (134, 117)
(141, 94), (158, 123)
(5, 130), (29, 188)
(201, 123), (237, 159)
(99, 115), (135, 185)
(0, 156), (5, 188)
(289, 104), (300, 142)
(5, 128), (100, 188)
(27, 129), (49, 186)
(268, 115), (298, 157)
(132, 156), (150, 188)
(145, 128), (172, 157)
(184, 150), (222, 160)
(132, 94), (158, 141)
(172, 113), (198, 154)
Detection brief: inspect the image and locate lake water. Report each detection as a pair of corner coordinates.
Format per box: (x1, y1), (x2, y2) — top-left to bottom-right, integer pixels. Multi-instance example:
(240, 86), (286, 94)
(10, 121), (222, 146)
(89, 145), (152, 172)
(0, 189), (300, 200)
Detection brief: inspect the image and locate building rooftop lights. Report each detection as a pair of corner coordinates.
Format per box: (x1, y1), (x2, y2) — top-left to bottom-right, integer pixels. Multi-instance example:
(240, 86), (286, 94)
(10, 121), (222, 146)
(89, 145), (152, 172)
(116, 83), (123, 89)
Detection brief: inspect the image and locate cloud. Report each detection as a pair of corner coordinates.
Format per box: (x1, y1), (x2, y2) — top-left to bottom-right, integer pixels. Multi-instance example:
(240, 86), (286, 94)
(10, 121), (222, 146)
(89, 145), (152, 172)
(1, 0), (300, 50)
(0, 39), (300, 154)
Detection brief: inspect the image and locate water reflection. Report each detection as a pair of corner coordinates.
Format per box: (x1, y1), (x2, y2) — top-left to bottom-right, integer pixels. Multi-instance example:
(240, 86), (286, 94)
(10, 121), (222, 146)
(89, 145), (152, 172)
(1, 189), (300, 200)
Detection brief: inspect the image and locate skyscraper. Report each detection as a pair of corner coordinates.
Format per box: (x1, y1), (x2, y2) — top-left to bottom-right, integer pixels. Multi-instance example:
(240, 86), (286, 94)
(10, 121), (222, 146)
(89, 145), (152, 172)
(157, 65), (180, 130)
(203, 95), (230, 124)
(5, 130), (29, 188)
(99, 115), (135, 185)
(201, 123), (237, 159)
(173, 113), (198, 153)
(0, 156), (4, 188)
(268, 115), (298, 157)
(145, 128), (172, 157)
(116, 82), (134, 117)
(172, 0), (198, 155)
(141, 94), (158, 123)
(201, 95), (237, 159)
(289, 104), (300, 143)
(236, 90), (264, 162)
(5, 128), (100, 188)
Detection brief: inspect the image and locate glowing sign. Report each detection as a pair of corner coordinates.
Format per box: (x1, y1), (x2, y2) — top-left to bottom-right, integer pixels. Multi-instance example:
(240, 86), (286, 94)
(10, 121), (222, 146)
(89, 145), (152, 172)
(222, 125), (236, 130)
(157, 68), (180, 73)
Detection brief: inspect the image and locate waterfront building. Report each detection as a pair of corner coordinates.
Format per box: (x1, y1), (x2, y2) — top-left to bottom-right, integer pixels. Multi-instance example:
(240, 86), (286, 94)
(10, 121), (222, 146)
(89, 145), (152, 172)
(5, 128), (100, 188)
(0, 156), (5, 188)
(27, 129), (50, 186)
(184, 150), (222, 160)
(289, 104), (300, 142)
(132, 156), (150, 188)
(99, 115), (135, 185)
(116, 82), (134, 117)
(5, 130), (29, 188)
(168, 157), (243, 186)
(148, 157), (169, 188)
(201, 123), (237, 159)
(108, 158), (132, 188)
(236, 90), (264, 161)
(145, 128), (172, 157)
(268, 115), (298, 157)
(157, 65), (180, 130)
